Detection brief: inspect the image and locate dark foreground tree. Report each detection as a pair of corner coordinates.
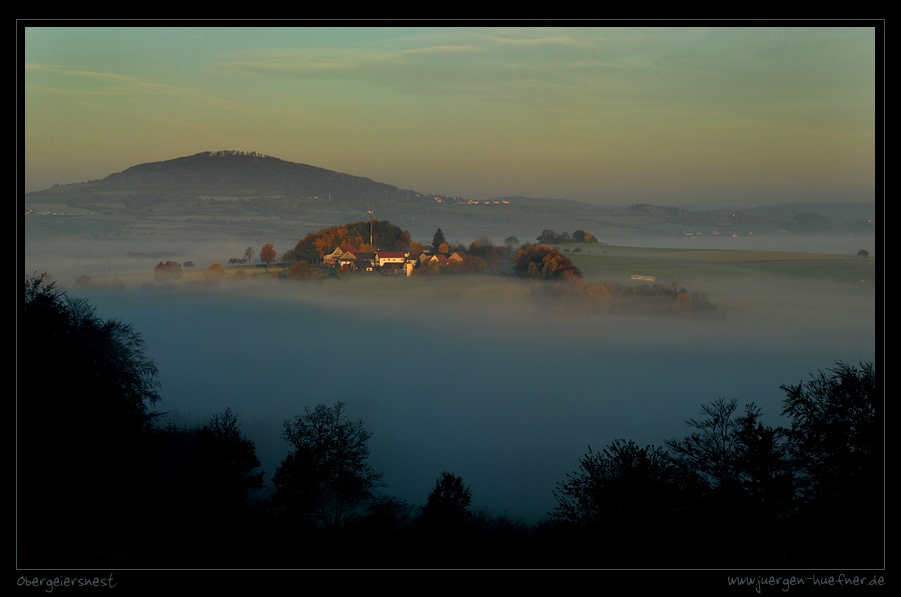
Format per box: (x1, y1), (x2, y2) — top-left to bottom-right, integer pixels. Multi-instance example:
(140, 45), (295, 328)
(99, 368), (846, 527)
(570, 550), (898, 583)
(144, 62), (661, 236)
(271, 402), (383, 527)
(553, 440), (682, 529)
(20, 273), (163, 556)
(181, 408), (265, 515)
(779, 361), (881, 567)
(419, 471), (473, 534)
(552, 439), (686, 566)
(665, 398), (794, 566)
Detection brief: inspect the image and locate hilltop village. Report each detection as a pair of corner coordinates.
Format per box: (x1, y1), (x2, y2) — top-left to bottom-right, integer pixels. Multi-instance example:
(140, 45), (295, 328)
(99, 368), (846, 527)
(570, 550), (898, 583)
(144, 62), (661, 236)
(320, 244), (468, 276)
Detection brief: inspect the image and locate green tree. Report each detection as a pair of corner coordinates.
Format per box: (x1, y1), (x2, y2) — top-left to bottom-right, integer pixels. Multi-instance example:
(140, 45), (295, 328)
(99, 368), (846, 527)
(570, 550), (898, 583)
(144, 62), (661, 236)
(432, 228), (447, 253)
(572, 229), (599, 244)
(537, 229), (560, 244)
(271, 402), (383, 527)
(468, 236), (501, 273)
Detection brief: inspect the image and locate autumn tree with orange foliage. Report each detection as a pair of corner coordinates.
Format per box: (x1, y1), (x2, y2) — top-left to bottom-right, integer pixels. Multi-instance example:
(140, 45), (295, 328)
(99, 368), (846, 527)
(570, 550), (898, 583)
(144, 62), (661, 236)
(514, 245), (582, 280)
(287, 260), (317, 280)
(293, 220), (411, 263)
(198, 263), (226, 284)
(260, 243), (277, 271)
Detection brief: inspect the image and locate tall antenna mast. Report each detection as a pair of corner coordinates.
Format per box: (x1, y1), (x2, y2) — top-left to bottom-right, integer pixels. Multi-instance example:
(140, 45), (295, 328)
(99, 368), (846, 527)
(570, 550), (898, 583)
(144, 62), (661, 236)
(368, 207), (374, 246)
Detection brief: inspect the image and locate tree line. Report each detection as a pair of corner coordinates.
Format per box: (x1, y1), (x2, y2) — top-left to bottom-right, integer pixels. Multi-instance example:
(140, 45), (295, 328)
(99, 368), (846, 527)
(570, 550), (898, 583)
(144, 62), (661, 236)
(20, 272), (880, 569)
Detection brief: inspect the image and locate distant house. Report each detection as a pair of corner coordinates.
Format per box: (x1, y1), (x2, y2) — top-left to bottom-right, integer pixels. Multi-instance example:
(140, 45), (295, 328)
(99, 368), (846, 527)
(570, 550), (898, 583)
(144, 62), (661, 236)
(355, 259), (375, 272)
(447, 252), (465, 263)
(376, 250), (407, 268)
(324, 244), (357, 263)
(339, 250), (375, 272)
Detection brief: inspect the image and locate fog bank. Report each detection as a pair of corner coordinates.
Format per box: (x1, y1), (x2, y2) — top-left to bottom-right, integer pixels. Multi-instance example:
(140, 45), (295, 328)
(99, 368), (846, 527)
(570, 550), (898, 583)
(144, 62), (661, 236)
(72, 273), (875, 522)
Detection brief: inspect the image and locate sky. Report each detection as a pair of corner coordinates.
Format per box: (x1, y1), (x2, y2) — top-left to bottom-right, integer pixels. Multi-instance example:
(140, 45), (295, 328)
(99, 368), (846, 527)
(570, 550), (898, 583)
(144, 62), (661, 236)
(20, 23), (879, 206)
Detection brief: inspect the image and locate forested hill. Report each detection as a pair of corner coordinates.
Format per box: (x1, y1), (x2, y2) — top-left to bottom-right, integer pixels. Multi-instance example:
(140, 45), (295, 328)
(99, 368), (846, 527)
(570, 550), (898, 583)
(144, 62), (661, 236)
(26, 150), (426, 206)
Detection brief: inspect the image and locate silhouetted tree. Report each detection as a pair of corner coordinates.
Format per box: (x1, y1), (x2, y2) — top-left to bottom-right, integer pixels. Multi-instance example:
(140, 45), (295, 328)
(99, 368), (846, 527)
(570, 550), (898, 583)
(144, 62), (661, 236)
(20, 273), (162, 557)
(355, 495), (414, 533)
(779, 361), (881, 566)
(182, 408), (265, 515)
(553, 440), (682, 528)
(552, 439), (685, 565)
(271, 402), (383, 527)
(665, 398), (793, 566)
(419, 471), (473, 534)
(666, 398), (745, 488)
(244, 246), (256, 265)
(857, 249), (870, 258)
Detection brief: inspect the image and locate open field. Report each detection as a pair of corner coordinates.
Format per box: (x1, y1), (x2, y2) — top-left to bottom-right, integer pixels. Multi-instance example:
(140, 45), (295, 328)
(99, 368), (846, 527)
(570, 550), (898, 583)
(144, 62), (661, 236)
(565, 244), (877, 286)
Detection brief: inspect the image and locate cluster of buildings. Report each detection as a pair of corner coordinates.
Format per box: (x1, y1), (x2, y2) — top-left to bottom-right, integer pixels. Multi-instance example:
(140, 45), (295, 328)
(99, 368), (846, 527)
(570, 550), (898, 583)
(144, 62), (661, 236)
(322, 245), (467, 276)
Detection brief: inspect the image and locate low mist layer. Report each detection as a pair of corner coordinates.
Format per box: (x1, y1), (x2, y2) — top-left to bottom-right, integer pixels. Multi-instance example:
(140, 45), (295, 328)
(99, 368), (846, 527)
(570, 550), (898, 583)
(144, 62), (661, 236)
(70, 269), (874, 522)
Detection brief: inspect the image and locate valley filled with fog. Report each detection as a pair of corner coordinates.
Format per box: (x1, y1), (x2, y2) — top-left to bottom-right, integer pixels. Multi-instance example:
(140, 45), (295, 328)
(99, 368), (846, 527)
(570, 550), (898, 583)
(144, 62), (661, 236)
(21, 228), (877, 523)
